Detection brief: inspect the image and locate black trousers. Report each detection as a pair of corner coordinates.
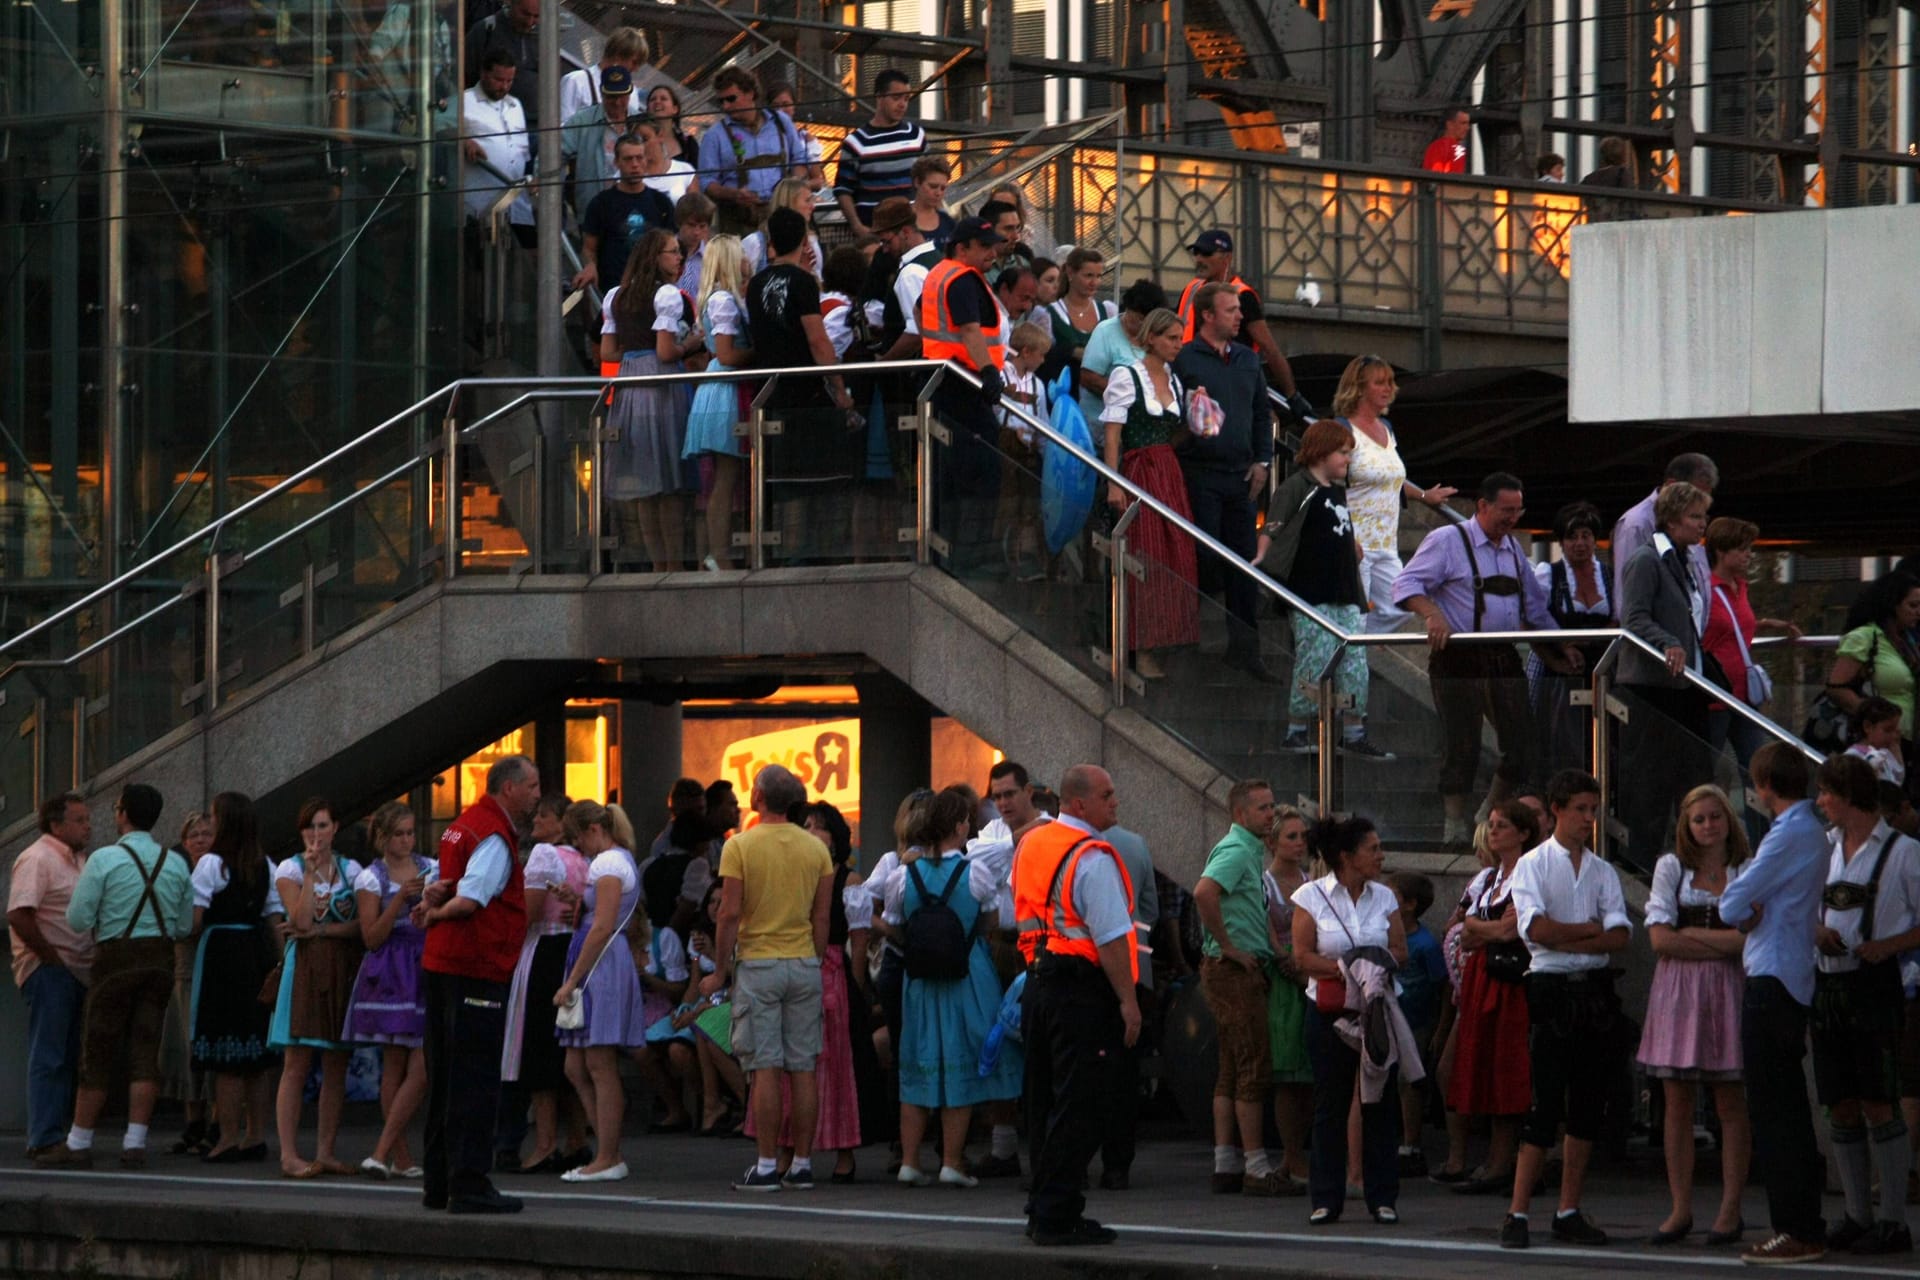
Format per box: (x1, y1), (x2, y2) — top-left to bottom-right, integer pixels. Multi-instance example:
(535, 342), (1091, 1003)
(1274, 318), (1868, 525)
(1099, 982), (1149, 1173)
(1743, 976), (1825, 1244)
(1181, 466), (1259, 656)
(423, 971), (509, 1205)
(1022, 957), (1125, 1230)
(1521, 972), (1618, 1148)
(1307, 1005), (1400, 1213)
(1429, 644), (1531, 797)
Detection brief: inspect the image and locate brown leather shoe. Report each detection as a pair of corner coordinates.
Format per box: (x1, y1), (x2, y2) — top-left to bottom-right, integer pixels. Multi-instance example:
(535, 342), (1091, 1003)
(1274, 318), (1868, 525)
(1742, 1233), (1828, 1265)
(33, 1145), (94, 1170)
(118, 1148), (147, 1169)
(1242, 1170), (1306, 1197)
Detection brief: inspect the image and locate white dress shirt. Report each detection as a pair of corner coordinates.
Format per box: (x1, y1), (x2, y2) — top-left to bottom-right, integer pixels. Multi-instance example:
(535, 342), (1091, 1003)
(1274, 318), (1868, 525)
(1508, 835), (1632, 974)
(1818, 821), (1920, 978)
(460, 85), (533, 225)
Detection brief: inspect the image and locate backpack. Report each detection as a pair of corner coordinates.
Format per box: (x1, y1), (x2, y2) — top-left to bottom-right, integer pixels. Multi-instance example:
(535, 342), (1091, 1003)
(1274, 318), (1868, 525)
(903, 859), (972, 981)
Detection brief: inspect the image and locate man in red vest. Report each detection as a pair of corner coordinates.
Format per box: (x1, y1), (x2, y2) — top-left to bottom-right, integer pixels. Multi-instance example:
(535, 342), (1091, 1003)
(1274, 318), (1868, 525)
(1012, 764), (1139, 1247)
(416, 754), (540, 1214)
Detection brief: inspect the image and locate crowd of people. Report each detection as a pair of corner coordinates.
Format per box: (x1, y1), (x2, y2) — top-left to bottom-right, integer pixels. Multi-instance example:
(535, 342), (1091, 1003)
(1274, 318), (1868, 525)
(10, 687), (1920, 1261)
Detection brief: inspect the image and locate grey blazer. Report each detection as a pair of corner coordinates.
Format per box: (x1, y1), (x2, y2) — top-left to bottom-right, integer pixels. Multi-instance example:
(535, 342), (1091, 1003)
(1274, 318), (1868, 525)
(1620, 540), (1702, 689)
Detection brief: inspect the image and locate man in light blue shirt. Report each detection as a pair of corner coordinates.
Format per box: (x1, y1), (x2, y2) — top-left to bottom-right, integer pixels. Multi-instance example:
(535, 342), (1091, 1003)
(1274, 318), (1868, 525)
(38, 783), (191, 1170)
(1716, 742), (1830, 1264)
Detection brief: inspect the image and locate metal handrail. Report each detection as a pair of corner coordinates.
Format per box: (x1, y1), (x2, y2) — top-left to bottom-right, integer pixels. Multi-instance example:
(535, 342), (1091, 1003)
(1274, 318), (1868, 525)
(4, 359), (1827, 778)
(977, 367), (1824, 763)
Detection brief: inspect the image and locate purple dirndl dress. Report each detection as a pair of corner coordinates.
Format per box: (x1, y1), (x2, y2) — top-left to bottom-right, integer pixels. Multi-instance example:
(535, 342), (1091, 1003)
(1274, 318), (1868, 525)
(556, 847), (650, 1049)
(340, 856), (434, 1048)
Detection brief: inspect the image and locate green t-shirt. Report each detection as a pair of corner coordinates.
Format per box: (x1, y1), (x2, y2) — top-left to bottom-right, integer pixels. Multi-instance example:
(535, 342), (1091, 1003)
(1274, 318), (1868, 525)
(1198, 824), (1273, 958)
(1839, 623), (1916, 737)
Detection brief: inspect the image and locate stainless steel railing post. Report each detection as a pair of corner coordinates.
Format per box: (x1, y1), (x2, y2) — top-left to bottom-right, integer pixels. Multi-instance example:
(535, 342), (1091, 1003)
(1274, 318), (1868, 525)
(205, 551), (223, 710)
(442, 407), (460, 581)
(1590, 638), (1622, 860)
(1108, 502), (1142, 707)
(1314, 642), (1349, 820)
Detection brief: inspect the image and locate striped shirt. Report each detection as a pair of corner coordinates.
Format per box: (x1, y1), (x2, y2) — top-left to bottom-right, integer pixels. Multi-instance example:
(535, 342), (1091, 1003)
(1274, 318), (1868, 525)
(833, 119), (928, 220)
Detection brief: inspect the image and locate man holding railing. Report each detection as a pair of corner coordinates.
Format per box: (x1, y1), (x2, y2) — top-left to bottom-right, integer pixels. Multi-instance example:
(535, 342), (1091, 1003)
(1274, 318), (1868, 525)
(1394, 472), (1584, 850)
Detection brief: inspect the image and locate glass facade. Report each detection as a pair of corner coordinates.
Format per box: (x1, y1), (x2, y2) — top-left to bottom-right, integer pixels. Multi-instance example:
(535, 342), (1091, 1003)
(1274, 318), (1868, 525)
(1, 0), (460, 612)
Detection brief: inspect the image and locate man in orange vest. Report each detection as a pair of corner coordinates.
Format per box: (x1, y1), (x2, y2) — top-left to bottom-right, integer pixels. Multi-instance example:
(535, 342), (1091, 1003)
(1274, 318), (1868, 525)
(1176, 229), (1312, 421)
(1012, 764), (1139, 1247)
(918, 216), (1007, 572)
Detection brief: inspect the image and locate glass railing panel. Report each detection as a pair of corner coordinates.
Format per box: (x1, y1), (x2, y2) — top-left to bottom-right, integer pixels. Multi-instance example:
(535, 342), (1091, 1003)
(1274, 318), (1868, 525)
(1608, 682), (1752, 876)
(123, 0), (439, 140)
(934, 419), (1112, 687)
(0, 670), (45, 830)
(78, 561), (206, 777)
(756, 370), (886, 570)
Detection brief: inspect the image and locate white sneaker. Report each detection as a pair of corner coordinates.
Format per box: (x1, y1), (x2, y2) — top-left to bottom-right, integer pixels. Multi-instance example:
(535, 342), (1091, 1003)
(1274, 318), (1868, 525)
(359, 1156), (392, 1180)
(562, 1161), (629, 1183)
(395, 1165), (425, 1179)
(938, 1165), (978, 1188)
(896, 1164), (932, 1187)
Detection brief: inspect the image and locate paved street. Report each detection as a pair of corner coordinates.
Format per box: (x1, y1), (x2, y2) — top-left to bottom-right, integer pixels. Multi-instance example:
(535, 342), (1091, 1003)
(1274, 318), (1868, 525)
(6, 1124), (1920, 1278)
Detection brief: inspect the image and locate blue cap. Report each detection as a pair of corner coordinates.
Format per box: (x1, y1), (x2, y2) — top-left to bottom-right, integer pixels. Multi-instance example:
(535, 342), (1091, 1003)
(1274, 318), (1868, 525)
(601, 65), (633, 96)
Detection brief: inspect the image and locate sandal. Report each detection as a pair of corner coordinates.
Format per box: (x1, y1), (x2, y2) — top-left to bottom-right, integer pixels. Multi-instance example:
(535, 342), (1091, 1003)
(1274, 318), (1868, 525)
(170, 1122), (208, 1156)
(315, 1157), (356, 1176)
(281, 1161), (322, 1180)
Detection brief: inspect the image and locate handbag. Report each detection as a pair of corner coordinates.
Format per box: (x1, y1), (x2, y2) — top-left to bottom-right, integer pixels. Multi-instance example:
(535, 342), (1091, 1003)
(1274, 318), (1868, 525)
(1712, 585), (1774, 706)
(1310, 885), (1355, 1014)
(1804, 629), (1879, 752)
(555, 865), (641, 1031)
(1474, 868), (1530, 984)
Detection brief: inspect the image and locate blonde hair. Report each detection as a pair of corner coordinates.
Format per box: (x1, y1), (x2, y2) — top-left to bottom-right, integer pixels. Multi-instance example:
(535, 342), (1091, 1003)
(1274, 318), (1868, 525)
(368, 800), (415, 854)
(769, 177), (812, 215)
(696, 234), (749, 318)
(1673, 784), (1752, 871)
(603, 802), (637, 852)
(1138, 306), (1182, 346)
(178, 810), (213, 847)
(1009, 321), (1053, 355)
(1331, 355), (1396, 418)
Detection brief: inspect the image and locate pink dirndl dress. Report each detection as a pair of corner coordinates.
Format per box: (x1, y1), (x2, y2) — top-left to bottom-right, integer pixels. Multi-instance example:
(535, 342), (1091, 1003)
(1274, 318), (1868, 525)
(1635, 854), (1744, 1081)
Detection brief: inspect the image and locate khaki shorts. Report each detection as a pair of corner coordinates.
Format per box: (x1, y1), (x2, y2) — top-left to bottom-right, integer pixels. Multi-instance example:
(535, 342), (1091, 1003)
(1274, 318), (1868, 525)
(79, 937), (175, 1090)
(730, 956), (823, 1072)
(1202, 955), (1272, 1103)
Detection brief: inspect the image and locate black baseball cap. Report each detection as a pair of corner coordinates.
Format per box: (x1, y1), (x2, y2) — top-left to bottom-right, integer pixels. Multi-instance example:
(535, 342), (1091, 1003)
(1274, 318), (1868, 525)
(1190, 229), (1233, 256)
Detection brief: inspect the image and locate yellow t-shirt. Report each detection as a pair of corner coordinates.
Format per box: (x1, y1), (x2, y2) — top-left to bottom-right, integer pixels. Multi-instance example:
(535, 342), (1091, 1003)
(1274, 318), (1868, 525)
(718, 822), (834, 961)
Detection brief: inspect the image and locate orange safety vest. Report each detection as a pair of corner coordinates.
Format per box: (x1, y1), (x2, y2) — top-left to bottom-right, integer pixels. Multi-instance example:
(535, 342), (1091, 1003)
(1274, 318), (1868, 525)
(1011, 821), (1138, 982)
(917, 258), (1006, 373)
(1177, 274), (1251, 341)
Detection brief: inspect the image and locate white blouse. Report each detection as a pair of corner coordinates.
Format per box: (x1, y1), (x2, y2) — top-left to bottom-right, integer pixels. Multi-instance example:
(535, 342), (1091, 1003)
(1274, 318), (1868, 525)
(587, 848), (639, 895)
(273, 856), (363, 901)
(191, 855), (286, 915)
(352, 856), (438, 898)
(1299, 872), (1398, 1001)
(1644, 852), (1741, 929)
(598, 285), (688, 338)
(1099, 361), (1184, 425)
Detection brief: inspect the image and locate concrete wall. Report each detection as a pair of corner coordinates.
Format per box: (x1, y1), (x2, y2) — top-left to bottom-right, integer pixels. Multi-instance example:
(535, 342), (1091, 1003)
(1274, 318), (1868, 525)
(1568, 204), (1920, 423)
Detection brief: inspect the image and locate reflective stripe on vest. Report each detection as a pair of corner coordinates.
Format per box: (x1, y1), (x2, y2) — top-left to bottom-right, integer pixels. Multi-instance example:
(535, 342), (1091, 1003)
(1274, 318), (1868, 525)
(1010, 822), (1138, 982)
(1178, 274), (1249, 341)
(918, 258), (1006, 372)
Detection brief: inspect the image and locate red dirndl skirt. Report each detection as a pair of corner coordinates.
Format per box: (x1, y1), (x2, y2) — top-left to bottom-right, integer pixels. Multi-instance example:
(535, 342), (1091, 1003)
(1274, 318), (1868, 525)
(1119, 443), (1200, 652)
(1447, 948), (1532, 1116)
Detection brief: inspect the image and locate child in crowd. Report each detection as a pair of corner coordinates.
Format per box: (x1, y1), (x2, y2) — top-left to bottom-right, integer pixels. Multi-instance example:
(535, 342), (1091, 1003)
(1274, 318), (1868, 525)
(996, 322), (1054, 582)
(1848, 697), (1908, 787)
(674, 191), (716, 295)
(1391, 872), (1448, 1177)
